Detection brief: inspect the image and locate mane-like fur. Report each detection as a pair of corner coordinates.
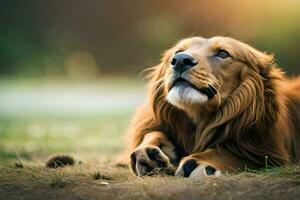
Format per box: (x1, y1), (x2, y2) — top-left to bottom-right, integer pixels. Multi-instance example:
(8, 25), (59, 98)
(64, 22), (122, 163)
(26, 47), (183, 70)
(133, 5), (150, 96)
(128, 38), (298, 169)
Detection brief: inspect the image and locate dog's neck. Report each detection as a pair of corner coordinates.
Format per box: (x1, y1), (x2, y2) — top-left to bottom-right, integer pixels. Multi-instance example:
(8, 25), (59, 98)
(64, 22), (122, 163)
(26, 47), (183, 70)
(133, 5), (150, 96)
(182, 104), (214, 128)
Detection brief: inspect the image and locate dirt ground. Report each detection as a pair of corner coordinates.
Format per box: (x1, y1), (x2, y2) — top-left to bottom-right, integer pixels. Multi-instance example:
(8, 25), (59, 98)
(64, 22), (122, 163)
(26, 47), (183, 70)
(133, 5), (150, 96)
(1, 161), (300, 200)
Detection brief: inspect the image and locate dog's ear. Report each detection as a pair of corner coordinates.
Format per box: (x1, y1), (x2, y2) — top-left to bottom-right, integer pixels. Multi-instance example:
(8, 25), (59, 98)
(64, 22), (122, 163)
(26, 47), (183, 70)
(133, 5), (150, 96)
(241, 43), (276, 75)
(146, 49), (173, 94)
(145, 48), (176, 122)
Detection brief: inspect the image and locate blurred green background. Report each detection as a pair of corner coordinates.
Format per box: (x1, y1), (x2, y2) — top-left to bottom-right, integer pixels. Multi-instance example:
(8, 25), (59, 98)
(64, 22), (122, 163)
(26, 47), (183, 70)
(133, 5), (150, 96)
(0, 0), (299, 164)
(1, 0), (300, 77)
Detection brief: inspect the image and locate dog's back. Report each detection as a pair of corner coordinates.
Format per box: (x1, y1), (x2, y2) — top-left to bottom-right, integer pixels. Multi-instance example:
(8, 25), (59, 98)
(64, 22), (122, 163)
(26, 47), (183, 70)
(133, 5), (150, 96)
(283, 77), (300, 162)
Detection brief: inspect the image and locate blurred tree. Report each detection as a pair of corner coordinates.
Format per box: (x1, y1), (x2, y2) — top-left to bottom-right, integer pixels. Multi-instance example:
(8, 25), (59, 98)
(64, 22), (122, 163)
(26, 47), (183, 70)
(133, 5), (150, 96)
(0, 0), (299, 78)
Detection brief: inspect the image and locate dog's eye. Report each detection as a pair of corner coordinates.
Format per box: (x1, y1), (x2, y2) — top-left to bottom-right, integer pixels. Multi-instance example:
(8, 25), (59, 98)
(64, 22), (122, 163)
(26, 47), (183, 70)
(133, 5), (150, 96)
(216, 49), (230, 59)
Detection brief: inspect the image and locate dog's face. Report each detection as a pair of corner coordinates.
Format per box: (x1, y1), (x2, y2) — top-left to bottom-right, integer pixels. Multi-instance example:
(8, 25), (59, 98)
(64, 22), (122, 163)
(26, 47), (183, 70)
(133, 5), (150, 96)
(163, 36), (254, 112)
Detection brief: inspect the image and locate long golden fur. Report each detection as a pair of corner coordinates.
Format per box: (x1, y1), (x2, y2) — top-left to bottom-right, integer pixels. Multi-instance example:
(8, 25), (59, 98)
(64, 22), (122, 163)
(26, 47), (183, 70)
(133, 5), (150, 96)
(126, 36), (300, 178)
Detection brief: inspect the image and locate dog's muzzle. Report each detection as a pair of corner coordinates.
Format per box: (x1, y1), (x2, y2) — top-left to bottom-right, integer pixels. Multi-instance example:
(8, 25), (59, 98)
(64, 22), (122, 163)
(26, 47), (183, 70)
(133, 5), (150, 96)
(171, 78), (217, 99)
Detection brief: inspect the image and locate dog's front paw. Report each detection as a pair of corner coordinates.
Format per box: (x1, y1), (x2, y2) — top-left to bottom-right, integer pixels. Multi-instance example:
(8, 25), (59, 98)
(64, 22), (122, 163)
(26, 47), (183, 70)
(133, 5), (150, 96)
(175, 158), (221, 179)
(130, 146), (173, 176)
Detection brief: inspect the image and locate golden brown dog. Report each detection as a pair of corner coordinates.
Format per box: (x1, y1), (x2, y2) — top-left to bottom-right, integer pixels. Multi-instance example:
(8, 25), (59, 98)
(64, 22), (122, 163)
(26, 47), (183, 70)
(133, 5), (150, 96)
(126, 36), (300, 179)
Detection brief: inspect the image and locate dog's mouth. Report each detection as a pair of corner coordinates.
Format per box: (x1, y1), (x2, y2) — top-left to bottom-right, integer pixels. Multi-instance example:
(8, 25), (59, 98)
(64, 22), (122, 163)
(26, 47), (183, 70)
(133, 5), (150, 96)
(171, 78), (217, 99)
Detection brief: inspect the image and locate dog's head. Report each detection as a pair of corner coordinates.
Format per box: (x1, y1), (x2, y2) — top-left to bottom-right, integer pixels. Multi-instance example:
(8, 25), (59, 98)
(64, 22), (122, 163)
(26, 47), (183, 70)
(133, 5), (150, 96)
(149, 36), (278, 119)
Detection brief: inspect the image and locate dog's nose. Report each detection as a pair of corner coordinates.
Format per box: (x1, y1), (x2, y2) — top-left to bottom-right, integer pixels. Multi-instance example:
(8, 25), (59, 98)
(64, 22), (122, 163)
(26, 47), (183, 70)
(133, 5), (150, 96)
(171, 53), (198, 73)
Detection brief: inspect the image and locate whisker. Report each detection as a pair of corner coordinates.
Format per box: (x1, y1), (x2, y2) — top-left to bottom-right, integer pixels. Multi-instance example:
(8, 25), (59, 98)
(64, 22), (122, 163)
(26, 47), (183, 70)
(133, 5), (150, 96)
(139, 67), (156, 78)
(152, 77), (165, 88)
(153, 80), (165, 97)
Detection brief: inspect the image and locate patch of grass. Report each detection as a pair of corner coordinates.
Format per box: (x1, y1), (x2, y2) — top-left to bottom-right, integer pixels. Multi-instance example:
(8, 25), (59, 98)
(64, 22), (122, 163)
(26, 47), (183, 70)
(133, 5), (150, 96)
(238, 165), (300, 177)
(92, 171), (113, 180)
(14, 162), (23, 169)
(292, 179), (300, 185)
(0, 76), (144, 91)
(0, 112), (132, 165)
(0, 77), (143, 164)
(49, 175), (71, 188)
